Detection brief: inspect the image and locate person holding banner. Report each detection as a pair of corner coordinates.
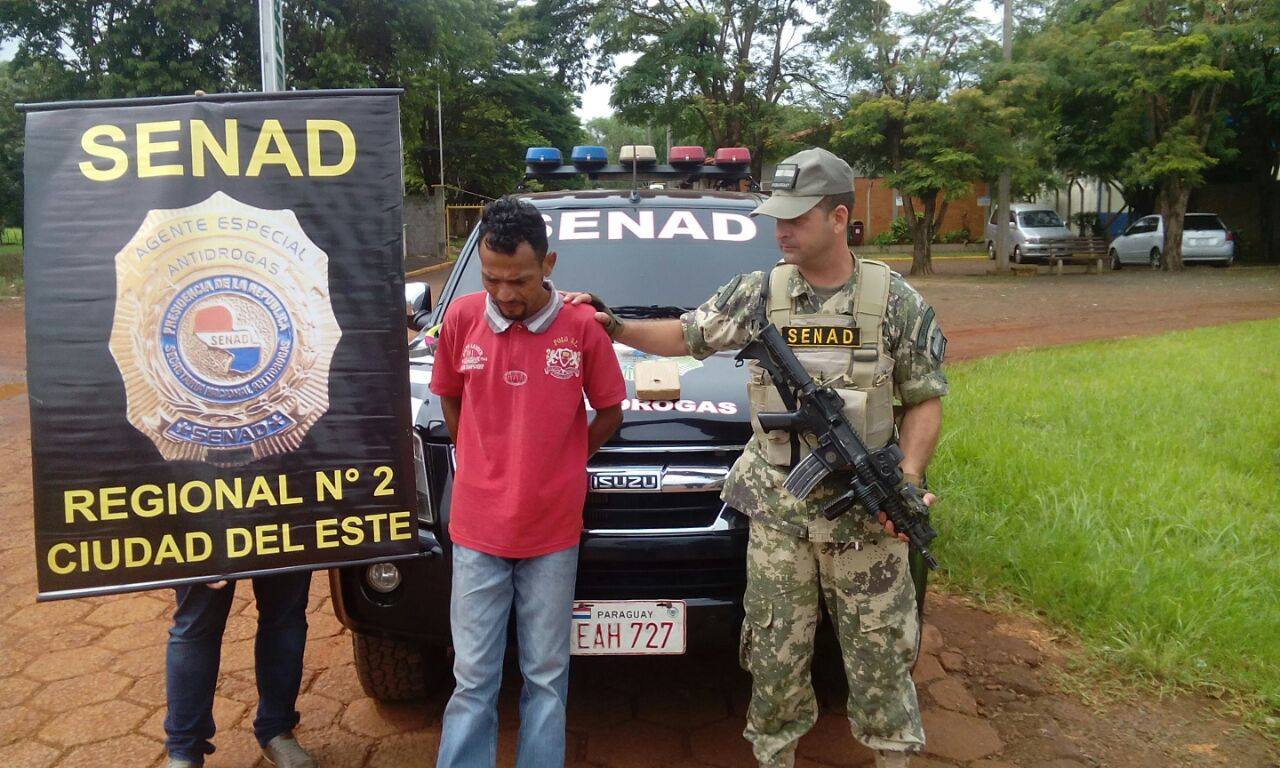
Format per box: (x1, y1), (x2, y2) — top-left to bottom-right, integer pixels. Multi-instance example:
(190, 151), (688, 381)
(164, 575), (316, 768)
(429, 196), (626, 767)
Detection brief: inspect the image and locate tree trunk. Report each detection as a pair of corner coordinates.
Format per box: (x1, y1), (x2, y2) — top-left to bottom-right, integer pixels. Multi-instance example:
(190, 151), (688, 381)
(1158, 178), (1191, 271)
(906, 195), (935, 276)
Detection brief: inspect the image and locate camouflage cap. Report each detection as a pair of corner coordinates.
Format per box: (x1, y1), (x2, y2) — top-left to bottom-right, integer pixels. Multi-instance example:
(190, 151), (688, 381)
(752, 148), (855, 220)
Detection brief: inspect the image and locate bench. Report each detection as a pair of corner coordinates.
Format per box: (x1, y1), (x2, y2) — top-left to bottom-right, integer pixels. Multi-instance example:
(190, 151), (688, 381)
(1042, 237), (1108, 275)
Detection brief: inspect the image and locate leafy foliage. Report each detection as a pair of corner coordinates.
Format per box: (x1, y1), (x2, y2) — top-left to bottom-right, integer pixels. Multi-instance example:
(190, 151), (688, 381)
(585, 0), (837, 173)
(822, 0), (1026, 274)
(0, 0), (586, 204)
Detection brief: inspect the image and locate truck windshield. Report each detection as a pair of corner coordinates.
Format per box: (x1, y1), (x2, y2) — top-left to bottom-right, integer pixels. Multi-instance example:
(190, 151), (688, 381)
(450, 206), (783, 312)
(1018, 210), (1065, 228)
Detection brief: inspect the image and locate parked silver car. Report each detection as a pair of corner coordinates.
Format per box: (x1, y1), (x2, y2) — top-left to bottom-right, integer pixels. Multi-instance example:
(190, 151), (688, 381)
(1107, 213), (1235, 269)
(985, 203), (1075, 263)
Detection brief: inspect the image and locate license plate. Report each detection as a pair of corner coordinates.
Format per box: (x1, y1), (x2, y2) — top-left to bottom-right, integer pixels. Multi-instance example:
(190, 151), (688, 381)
(571, 600), (686, 655)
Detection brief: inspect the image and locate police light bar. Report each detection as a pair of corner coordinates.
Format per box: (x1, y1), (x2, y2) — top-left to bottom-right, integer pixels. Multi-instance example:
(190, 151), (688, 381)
(714, 147), (751, 167)
(571, 145), (608, 170)
(525, 147), (563, 170)
(619, 145), (657, 166)
(668, 146), (707, 170)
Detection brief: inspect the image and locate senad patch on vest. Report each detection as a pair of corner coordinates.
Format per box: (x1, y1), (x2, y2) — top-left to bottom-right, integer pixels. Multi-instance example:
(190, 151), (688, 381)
(784, 325), (861, 347)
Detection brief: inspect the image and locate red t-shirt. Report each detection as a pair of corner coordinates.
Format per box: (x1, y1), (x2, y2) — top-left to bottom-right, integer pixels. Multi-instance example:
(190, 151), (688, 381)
(429, 291), (626, 558)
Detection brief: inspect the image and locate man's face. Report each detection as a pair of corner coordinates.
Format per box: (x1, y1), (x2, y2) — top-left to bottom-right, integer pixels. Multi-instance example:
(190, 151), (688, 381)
(478, 239), (556, 320)
(773, 203), (847, 267)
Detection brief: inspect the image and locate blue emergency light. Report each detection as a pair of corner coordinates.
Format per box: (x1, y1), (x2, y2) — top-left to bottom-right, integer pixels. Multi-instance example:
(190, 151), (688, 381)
(570, 145), (608, 170)
(525, 147), (563, 169)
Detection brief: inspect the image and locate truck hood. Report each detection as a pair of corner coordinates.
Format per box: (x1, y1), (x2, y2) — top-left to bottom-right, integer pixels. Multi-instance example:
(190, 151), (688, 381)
(408, 339), (752, 446)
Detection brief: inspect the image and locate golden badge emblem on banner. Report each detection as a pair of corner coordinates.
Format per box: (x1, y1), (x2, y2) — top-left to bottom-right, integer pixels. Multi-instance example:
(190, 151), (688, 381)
(109, 191), (342, 466)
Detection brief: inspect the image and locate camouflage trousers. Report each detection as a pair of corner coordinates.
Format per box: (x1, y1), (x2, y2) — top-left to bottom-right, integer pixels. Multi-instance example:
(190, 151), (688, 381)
(740, 522), (924, 767)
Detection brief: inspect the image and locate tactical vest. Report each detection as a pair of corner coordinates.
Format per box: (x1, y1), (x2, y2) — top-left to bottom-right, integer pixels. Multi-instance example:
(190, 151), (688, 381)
(747, 258), (897, 466)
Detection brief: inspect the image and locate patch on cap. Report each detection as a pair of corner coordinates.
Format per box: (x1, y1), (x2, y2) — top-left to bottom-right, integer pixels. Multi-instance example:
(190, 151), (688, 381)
(771, 163), (799, 191)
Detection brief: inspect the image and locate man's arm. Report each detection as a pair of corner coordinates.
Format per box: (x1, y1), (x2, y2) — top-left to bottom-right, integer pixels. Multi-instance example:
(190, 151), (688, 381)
(440, 395), (462, 443)
(611, 319), (688, 357)
(587, 404), (624, 456)
(564, 271), (763, 359)
(897, 396), (942, 481)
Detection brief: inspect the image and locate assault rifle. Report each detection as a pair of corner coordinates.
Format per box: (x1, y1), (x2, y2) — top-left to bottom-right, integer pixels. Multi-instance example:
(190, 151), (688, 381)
(736, 324), (940, 569)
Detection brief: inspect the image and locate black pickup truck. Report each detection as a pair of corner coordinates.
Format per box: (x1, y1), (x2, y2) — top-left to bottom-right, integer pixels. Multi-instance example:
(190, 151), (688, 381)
(329, 187), (927, 699)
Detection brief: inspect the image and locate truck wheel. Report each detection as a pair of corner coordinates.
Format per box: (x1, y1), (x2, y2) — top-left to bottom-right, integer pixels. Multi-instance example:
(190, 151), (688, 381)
(1012, 245), (1023, 264)
(986, 241), (995, 259)
(1109, 248), (1121, 270)
(1149, 248), (1161, 269)
(351, 631), (449, 701)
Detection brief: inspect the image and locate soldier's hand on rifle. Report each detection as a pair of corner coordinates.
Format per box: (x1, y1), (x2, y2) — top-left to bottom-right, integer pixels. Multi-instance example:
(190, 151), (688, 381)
(877, 491), (936, 542)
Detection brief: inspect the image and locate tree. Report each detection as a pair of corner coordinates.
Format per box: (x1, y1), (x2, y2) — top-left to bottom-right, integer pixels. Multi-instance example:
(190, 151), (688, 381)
(583, 117), (657, 157)
(584, 0), (835, 175)
(0, 1), (258, 98)
(834, 89), (1018, 274)
(1021, 0), (1266, 269)
(821, 0), (1015, 274)
(0, 0), (590, 203)
(0, 62), (26, 232)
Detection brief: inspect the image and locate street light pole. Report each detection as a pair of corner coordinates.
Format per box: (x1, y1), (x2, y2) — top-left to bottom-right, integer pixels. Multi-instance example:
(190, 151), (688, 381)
(258, 0), (285, 92)
(995, 0), (1012, 271)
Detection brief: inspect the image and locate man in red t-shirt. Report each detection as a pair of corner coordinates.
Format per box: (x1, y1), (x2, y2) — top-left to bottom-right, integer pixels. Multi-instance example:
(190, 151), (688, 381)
(430, 196), (625, 768)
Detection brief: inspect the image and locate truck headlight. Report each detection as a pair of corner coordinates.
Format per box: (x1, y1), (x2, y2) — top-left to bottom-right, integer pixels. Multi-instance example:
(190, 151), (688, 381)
(412, 431), (434, 525)
(366, 562), (402, 593)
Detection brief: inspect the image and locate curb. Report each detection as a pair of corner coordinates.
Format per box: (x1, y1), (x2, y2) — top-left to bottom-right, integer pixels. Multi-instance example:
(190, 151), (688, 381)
(405, 261), (456, 279)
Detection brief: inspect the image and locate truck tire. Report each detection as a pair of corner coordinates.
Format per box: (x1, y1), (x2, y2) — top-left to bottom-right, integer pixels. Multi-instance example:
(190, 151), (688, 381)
(351, 631), (449, 701)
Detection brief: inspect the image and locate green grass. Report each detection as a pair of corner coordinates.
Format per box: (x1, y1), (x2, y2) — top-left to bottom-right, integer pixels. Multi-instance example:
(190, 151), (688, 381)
(1, 227), (21, 246)
(932, 319), (1280, 728)
(0, 243), (21, 295)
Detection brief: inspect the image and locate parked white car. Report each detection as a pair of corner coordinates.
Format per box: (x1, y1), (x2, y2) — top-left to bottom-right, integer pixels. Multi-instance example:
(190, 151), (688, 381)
(1108, 213), (1235, 269)
(984, 203), (1076, 263)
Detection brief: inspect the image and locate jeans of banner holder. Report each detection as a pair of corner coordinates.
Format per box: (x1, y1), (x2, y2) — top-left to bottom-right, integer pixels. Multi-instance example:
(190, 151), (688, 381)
(164, 572), (310, 763)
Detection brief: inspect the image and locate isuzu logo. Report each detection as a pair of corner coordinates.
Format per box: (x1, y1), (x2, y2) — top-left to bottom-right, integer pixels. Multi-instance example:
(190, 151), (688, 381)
(590, 470), (661, 491)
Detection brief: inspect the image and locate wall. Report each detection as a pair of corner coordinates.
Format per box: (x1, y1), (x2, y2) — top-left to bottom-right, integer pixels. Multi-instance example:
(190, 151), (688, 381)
(404, 193), (446, 259)
(851, 178), (989, 242)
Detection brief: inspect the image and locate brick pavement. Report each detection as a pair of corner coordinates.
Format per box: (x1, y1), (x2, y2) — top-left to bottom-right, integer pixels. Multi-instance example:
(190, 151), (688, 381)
(0, 389), (1014, 767)
(4, 282), (1276, 767)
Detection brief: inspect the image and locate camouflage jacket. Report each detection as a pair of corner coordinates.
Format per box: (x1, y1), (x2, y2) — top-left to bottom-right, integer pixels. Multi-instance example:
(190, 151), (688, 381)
(680, 258), (949, 543)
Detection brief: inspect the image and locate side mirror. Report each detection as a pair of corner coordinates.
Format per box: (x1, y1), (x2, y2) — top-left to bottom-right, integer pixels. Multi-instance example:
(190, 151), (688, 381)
(405, 282), (432, 330)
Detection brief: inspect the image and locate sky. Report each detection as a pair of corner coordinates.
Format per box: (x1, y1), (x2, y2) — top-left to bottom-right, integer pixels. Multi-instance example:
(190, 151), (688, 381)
(573, 0), (1005, 124)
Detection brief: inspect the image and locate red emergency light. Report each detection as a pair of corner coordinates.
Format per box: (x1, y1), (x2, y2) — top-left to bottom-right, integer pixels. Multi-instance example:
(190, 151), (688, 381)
(714, 147), (751, 167)
(669, 146), (707, 170)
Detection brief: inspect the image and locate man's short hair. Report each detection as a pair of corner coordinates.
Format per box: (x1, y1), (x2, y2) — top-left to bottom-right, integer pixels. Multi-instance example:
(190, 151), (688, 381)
(817, 191), (856, 221)
(478, 196), (548, 261)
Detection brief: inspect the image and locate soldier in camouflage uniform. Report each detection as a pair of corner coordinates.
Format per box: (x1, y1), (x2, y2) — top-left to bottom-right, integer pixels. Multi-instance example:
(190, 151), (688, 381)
(570, 148), (947, 768)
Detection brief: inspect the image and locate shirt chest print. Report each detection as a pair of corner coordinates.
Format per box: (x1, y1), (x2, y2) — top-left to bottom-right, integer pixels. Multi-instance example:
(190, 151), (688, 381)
(460, 342), (487, 371)
(544, 336), (583, 380)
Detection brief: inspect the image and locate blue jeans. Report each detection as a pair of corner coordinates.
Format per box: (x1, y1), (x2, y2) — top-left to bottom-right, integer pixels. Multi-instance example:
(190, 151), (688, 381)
(164, 572), (310, 763)
(436, 544), (579, 768)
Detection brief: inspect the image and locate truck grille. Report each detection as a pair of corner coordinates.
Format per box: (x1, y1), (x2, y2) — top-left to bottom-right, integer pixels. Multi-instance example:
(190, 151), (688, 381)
(584, 491), (724, 530)
(584, 446), (741, 532)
